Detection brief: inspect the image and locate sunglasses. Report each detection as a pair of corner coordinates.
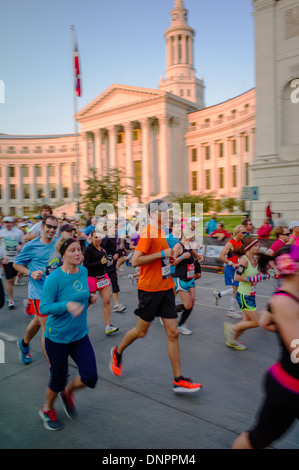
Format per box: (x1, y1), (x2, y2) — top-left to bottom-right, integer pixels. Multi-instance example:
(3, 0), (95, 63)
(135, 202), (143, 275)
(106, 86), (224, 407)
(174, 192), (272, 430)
(283, 232), (290, 236)
(45, 223), (58, 230)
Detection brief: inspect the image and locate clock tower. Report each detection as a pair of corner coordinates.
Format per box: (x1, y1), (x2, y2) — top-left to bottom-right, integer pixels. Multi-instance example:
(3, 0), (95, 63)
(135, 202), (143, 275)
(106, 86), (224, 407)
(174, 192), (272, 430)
(159, 0), (205, 108)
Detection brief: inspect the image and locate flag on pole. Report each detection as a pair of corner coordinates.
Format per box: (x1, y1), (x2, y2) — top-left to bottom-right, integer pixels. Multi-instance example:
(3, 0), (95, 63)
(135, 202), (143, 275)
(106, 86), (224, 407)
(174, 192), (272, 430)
(73, 37), (82, 97)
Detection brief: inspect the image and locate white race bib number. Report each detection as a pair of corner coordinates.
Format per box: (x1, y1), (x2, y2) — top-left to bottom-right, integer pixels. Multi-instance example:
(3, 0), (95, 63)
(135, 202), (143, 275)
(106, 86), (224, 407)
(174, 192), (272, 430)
(187, 263), (195, 279)
(162, 258), (171, 279)
(96, 276), (110, 289)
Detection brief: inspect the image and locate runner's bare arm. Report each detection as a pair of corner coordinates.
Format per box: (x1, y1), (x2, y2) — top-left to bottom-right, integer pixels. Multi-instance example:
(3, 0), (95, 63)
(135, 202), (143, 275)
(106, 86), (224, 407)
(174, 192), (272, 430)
(234, 256), (248, 282)
(219, 242), (237, 267)
(12, 263), (31, 276)
(132, 248), (173, 268)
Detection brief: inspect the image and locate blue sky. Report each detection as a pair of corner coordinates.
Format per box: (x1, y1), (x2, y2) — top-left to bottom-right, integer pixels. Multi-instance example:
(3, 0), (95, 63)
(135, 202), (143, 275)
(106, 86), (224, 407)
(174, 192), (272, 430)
(0, 0), (255, 135)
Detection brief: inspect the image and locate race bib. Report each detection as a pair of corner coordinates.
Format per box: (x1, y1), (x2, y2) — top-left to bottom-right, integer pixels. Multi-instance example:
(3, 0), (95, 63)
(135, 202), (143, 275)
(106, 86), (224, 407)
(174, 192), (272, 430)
(4, 237), (18, 256)
(187, 263), (195, 279)
(161, 258), (171, 279)
(96, 275), (111, 290)
(250, 282), (256, 296)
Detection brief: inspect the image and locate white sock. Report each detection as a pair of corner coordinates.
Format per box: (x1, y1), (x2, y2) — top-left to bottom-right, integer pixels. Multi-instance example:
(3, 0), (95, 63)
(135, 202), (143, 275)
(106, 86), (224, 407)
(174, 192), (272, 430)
(229, 295), (237, 311)
(219, 288), (234, 297)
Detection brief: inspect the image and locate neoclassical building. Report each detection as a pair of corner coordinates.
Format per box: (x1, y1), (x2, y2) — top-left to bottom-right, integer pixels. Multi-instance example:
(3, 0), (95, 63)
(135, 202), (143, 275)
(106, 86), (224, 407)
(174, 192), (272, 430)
(0, 0), (256, 216)
(185, 88), (256, 198)
(251, 0), (299, 225)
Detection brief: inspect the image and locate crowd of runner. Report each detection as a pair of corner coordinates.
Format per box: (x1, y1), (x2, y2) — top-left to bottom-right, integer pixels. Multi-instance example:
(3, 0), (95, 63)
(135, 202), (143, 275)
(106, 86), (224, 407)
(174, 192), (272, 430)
(0, 201), (298, 448)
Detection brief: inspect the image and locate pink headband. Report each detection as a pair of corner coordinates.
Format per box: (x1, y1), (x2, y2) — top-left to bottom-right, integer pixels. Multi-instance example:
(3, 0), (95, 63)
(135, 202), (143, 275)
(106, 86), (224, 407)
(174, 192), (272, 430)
(244, 239), (259, 252)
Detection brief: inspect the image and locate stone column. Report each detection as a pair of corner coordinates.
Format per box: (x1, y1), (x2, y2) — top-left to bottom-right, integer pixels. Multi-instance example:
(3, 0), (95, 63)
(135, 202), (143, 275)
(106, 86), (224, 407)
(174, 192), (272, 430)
(182, 35), (187, 64)
(102, 130), (109, 176)
(107, 126), (117, 169)
(152, 121), (159, 195)
(140, 118), (151, 199)
(124, 121), (134, 188)
(159, 115), (170, 196)
(167, 37), (171, 67)
(175, 35), (179, 64)
(94, 129), (103, 178)
(188, 35), (193, 66)
(91, 133), (95, 170)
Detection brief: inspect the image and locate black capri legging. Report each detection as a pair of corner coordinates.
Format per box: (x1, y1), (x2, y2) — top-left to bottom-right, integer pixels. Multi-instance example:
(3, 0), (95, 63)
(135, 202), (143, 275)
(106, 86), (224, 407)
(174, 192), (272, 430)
(0, 280), (4, 309)
(248, 371), (299, 449)
(45, 335), (98, 393)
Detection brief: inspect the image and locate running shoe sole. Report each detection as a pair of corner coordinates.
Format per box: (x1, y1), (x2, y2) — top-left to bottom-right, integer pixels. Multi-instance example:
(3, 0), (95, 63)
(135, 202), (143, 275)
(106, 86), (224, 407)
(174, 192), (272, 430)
(113, 305), (127, 312)
(105, 326), (119, 335)
(226, 341), (247, 351)
(227, 311), (242, 318)
(173, 384), (202, 393)
(178, 326), (193, 335)
(173, 377), (202, 393)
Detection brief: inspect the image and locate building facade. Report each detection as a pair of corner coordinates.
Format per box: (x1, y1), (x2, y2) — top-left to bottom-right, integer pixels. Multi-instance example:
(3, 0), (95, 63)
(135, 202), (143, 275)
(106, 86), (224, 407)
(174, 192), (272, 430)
(251, 0), (299, 225)
(0, 0), (256, 216)
(0, 134), (77, 215)
(185, 88), (255, 199)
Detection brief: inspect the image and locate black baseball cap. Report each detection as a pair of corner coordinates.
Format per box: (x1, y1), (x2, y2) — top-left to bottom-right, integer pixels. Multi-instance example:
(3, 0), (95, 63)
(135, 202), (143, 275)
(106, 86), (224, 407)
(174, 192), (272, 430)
(61, 223), (75, 232)
(147, 199), (172, 214)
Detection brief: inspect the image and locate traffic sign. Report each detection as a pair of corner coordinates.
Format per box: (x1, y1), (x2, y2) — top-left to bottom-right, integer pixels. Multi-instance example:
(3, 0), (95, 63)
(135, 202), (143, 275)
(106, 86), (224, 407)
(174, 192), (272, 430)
(242, 186), (259, 201)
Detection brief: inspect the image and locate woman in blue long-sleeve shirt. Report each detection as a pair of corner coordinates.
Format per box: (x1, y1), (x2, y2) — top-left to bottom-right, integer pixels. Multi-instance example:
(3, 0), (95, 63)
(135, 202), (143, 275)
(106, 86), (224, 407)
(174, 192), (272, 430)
(39, 238), (98, 431)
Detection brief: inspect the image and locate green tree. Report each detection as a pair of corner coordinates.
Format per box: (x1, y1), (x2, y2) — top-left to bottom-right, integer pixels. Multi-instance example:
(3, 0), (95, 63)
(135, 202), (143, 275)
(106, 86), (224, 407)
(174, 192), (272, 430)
(171, 193), (216, 213)
(222, 197), (237, 213)
(81, 168), (133, 213)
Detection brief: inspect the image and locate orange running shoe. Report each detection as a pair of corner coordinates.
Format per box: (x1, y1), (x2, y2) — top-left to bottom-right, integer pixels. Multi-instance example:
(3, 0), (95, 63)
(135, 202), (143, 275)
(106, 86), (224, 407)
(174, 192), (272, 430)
(109, 346), (123, 377)
(173, 376), (202, 393)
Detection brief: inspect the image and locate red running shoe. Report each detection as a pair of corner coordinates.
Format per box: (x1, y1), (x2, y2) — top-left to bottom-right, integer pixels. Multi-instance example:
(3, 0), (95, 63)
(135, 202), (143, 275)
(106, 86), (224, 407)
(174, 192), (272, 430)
(173, 376), (202, 393)
(23, 299), (33, 316)
(109, 346), (123, 377)
(39, 406), (63, 431)
(59, 391), (77, 419)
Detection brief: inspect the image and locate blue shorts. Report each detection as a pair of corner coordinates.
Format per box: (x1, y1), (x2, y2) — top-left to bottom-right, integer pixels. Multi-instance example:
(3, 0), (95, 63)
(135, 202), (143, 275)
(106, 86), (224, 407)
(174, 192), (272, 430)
(174, 277), (196, 293)
(224, 264), (239, 287)
(236, 291), (257, 311)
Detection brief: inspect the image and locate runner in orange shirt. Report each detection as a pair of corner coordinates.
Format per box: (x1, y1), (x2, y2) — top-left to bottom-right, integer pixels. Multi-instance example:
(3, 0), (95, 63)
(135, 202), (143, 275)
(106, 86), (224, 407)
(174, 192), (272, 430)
(109, 199), (202, 394)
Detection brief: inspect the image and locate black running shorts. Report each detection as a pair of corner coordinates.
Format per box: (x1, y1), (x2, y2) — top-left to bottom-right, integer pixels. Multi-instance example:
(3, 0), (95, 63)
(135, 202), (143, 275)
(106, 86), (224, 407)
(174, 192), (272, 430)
(134, 288), (177, 323)
(4, 262), (18, 280)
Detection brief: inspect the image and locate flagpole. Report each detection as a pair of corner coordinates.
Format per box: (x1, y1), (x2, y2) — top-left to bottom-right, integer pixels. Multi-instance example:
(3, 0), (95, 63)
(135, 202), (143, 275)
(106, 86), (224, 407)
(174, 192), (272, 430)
(71, 24), (81, 216)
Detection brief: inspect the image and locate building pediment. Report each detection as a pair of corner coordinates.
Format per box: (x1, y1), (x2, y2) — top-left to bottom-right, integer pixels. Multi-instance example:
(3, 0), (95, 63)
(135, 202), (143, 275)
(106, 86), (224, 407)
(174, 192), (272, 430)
(76, 84), (165, 120)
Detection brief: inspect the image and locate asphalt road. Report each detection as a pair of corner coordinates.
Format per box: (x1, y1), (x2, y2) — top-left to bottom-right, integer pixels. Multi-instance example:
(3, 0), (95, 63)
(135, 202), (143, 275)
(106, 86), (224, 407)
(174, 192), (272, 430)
(0, 267), (298, 451)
